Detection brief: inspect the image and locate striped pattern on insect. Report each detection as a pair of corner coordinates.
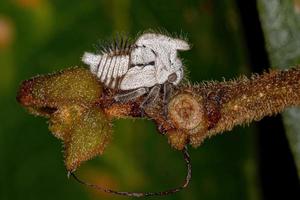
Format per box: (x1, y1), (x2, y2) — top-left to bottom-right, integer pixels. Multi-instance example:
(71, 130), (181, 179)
(82, 33), (190, 113)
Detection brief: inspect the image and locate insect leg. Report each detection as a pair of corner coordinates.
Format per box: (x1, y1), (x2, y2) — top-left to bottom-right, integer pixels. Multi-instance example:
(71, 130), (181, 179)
(114, 88), (148, 102)
(139, 85), (161, 117)
(163, 82), (173, 119)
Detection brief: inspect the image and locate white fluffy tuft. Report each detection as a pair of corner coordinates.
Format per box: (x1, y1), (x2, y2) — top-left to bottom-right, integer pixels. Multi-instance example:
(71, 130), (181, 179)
(82, 52), (101, 74)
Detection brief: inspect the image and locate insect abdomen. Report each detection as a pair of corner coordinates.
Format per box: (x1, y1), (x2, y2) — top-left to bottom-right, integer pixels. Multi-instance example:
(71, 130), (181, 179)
(83, 36), (135, 89)
(94, 53), (130, 89)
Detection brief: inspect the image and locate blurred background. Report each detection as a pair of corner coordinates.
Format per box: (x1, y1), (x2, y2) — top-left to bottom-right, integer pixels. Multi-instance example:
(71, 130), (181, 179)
(0, 0), (299, 199)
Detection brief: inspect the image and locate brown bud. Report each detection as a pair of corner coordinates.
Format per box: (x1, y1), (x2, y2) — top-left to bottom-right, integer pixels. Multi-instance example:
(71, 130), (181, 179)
(168, 93), (206, 131)
(167, 130), (188, 150)
(49, 105), (85, 140)
(17, 67), (112, 172)
(64, 107), (112, 172)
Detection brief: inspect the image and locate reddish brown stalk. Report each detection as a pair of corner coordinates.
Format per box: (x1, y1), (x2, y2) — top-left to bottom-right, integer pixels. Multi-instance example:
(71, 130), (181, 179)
(16, 66), (300, 197)
(102, 67), (300, 149)
(17, 66), (300, 157)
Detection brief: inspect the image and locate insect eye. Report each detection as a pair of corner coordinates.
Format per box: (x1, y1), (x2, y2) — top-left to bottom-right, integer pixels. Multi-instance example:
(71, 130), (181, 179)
(149, 61), (155, 65)
(168, 73), (178, 83)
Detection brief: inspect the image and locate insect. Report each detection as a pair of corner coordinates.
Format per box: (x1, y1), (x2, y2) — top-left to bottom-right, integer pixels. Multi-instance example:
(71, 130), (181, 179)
(82, 33), (190, 114)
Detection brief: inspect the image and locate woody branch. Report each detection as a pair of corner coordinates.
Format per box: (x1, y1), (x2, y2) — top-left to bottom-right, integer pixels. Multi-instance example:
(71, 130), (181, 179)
(103, 66), (300, 149)
(17, 66), (300, 152)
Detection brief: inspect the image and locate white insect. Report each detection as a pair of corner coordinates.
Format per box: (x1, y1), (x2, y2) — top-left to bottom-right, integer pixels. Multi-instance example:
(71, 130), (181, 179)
(82, 33), (190, 114)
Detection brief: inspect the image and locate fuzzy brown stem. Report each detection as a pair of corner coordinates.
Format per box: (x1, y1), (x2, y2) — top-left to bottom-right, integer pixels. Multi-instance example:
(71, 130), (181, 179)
(102, 67), (300, 149)
(204, 67), (300, 136)
(148, 67), (300, 149)
(16, 66), (300, 151)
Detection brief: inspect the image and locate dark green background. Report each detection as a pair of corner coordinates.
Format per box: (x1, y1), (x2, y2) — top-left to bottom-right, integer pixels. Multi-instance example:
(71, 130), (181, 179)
(0, 0), (260, 199)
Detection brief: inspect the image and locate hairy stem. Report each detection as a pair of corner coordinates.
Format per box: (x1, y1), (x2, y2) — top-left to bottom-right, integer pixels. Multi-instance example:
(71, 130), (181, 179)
(165, 67), (300, 149)
(17, 66), (300, 151)
(104, 67), (300, 149)
(202, 68), (300, 135)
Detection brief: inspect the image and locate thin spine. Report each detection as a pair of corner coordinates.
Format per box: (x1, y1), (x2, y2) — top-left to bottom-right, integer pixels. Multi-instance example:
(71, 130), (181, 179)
(101, 56), (112, 82)
(100, 54), (109, 81)
(105, 56), (116, 86)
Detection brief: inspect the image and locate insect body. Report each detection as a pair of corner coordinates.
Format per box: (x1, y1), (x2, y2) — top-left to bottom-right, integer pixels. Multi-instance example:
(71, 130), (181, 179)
(82, 33), (190, 113)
